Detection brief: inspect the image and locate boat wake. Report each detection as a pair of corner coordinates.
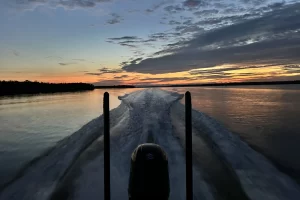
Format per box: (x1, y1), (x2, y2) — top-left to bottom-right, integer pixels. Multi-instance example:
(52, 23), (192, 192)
(0, 89), (299, 200)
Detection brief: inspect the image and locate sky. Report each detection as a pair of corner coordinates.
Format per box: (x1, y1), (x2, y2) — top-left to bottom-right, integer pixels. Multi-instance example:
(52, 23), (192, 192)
(0, 0), (300, 85)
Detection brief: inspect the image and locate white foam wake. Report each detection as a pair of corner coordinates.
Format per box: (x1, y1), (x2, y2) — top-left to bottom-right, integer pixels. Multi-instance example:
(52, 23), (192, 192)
(172, 101), (300, 200)
(1, 89), (299, 200)
(64, 89), (214, 200)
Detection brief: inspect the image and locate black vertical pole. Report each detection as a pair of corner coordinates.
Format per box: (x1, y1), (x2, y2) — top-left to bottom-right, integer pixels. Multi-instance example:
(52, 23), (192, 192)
(104, 92), (110, 200)
(185, 91), (193, 200)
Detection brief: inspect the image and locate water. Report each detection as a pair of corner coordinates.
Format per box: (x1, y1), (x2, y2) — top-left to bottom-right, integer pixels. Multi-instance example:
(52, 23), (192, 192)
(171, 85), (300, 179)
(0, 85), (300, 199)
(0, 89), (140, 187)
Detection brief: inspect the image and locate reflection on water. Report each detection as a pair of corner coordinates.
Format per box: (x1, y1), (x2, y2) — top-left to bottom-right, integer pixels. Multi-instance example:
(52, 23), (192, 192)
(170, 85), (300, 181)
(0, 89), (141, 186)
(1, 85), (300, 188)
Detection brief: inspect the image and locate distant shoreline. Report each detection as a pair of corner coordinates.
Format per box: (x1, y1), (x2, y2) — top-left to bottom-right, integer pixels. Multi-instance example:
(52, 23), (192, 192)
(0, 81), (94, 96)
(95, 85), (135, 89)
(95, 80), (300, 89)
(1, 80), (299, 96)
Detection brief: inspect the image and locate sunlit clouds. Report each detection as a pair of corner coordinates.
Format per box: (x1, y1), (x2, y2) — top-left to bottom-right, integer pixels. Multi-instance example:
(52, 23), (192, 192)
(0, 0), (299, 85)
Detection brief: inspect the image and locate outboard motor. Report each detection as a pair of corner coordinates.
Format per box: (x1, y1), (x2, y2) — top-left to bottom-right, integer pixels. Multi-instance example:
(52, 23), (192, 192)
(103, 91), (192, 200)
(128, 143), (170, 200)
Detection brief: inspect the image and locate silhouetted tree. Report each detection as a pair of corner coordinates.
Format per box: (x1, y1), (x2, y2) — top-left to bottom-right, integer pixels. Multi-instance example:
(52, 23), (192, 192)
(0, 81), (94, 96)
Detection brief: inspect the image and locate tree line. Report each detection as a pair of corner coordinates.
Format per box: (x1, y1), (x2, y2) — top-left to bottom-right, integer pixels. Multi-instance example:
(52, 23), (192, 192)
(0, 80), (94, 96)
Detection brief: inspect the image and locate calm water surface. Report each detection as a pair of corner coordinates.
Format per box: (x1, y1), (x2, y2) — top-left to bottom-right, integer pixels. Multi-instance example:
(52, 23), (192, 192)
(0, 89), (140, 186)
(172, 85), (300, 175)
(0, 85), (300, 186)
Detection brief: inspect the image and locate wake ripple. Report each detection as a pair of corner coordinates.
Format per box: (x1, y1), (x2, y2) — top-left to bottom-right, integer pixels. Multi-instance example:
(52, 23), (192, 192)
(1, 89), (299, 200)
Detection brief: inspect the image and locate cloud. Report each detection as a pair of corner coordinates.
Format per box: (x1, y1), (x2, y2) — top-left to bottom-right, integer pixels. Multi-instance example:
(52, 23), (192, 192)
(118, 42), (137, 48)
(283, 65), (300, 73)
(107, 36), (144, 48)
(86, 67), (123, 75)
(99, 67), (123, 73)
(107, 33), (177, 45)
(45, 56), (62, 60)
(183, 0), (207, 8)
(130, 57), (143, 64)
(175, 25), (204, 34)
(122, 3), (300, 74)
(149, 32), (180, 41)
(120, 61), (129, 66)
(164, 5), (185, 14)
(58, 62), (76, 66)
(8, 0), (111, 10)
(193, 9), (219, 16)
(185, 64), (299, 81)
(168, 20), (181, 25)
(107, 32), (181, 52)
(145, 0), (174, 13)
(11, 49), (20, 56)
(114, 75), (129, 79)
(188, 64), (275, 75)
(108, 36), (141, 41)
(268, 1), (286, 10)
(106, 13), (123, 25)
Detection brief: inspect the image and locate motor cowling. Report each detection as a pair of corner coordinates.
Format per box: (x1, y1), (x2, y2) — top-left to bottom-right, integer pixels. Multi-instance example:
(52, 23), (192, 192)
(128, 143), (170, 200)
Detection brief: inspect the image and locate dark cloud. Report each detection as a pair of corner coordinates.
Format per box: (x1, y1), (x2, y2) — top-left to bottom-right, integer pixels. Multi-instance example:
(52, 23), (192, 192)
(175, 25), (204, 34)
(149, 33), (169, 40)
(108, 36), (141, 41)
(152, 48), (176, 56)
(107, 13), (123, 25)
(194, 9), (219, 16)
(122, 3), (300, 74)
(283, 65), (300, 73)
(183, 0), (208, 8)
(130, 57), (143, 64)
(145, 8), (154, 13)
(268, 1), (286, 10)
(114, 75), (129, 79)
(86, 67), (123, 75)
(145, 0), (174, 13)
(182, 19), (193, 25)
(143, 39), (157, 43)
(107, 36), (144, 48)
(86, 73), (102, 75)
(194, 18), (225, 26)
(118, 42), (136, 48)
(168, 20), (181, 25)
(12, 50), (20, 57)
(120, 61), (129, 66)
(164, 5), (185, 14)
(240, 0), (269, 6)
(108, 32), (181, 51)
(180, 16), (193, 21)
(149, 32), (180, 41)
(99, 67), (123, 73)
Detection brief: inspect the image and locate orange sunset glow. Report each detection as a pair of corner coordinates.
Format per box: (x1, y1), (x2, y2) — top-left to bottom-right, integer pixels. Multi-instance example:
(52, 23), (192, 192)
(1, 0), (300, 85)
